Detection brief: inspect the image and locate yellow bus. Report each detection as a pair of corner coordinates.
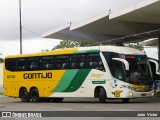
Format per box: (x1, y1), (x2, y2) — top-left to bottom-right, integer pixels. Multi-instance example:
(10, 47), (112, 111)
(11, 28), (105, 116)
(4, 46), (155, 103)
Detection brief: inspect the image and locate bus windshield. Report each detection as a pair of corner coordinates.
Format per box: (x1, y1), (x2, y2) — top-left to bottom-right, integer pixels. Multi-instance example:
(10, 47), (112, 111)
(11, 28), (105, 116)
(125, 55), (153, 85)
(102, 52), (153, 86)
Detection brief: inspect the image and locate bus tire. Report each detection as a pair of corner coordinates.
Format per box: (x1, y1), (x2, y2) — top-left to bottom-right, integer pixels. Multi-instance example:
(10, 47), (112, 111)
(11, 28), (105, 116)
(122, 98), (129, 103)
(20, 88), (30, 102)
(52, 98), (64, 103)
(99, 87), (106, 103)
(30, 89), (41, 102)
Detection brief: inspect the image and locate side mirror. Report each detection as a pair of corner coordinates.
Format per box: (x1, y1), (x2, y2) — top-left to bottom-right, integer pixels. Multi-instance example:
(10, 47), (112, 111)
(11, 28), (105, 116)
(149, 59), (159, 75)
(112, 58), (129, 70)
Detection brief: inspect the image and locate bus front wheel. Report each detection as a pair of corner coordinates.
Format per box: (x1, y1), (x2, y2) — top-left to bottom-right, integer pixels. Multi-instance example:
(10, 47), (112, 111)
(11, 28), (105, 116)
(20, 88), (30, 102)
(99, 87), (106, 103)
(30, 89), (41, 102)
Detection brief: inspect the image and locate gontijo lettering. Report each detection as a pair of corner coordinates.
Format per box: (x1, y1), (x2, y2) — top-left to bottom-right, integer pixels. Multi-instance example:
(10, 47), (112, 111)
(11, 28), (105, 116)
(23, 72), (52, 79)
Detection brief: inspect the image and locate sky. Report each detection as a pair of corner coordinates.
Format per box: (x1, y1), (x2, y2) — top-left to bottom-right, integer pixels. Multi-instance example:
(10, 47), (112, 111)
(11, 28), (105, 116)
(0, 0), (158, 59)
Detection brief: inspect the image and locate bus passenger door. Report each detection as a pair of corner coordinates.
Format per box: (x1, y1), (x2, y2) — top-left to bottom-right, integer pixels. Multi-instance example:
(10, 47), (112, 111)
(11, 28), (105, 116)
(148, 59), (159, 80)
(148, 59), (160, 92)
(109, 60), (126, 98)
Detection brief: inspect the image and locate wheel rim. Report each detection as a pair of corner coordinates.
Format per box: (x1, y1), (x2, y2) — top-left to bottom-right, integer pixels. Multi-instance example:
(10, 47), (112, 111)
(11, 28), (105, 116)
(31, 90), (39, 102)
(32, 92), (38, 101)
(22, 91), (28, 99)
(20, 89), (30, 102)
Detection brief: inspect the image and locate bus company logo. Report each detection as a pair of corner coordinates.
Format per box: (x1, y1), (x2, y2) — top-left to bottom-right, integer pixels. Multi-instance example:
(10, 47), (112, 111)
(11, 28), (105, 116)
(112, 90), (123, 97)
(2, 112), (11, 117)
(90, 73), (104, 78)
(23, 72), (52, 79)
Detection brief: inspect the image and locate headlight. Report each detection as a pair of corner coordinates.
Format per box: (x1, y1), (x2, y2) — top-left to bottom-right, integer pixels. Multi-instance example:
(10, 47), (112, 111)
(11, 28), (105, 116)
(129, 92), (133, 96)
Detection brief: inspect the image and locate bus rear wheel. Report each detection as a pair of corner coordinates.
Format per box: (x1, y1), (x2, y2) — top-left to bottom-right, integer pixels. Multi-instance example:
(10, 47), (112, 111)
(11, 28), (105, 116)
(30, 89), (41, 102)
(99, 87), (106, 103)
(20, 88), (30, 102)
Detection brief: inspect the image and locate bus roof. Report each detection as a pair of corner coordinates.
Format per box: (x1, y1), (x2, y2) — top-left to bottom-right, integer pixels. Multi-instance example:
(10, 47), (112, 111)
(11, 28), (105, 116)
(5, 46), (145, 58)
(79, 46), (145, 55)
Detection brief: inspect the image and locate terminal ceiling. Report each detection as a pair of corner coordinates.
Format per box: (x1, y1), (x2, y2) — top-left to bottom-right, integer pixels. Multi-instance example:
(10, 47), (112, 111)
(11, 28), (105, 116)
(43, 0), (160, 45)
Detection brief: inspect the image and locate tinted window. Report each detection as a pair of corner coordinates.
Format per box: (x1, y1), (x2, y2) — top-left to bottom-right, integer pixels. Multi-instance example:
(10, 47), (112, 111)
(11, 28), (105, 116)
(87, 53), (104, 71)
(26, 57), (39, 70)
(103, 52), (119, 71)
(5, 53), (105, 71)
(150, 61), (159, 80)
(5, 58), (17, 71)
(71, 54), (86, 69)
(55, 55), (70, 69)
(111, 61), (125, 81)
(41, 56), (54, 70)
(103, 52), (119, 67)
(17, 58), (26, 71)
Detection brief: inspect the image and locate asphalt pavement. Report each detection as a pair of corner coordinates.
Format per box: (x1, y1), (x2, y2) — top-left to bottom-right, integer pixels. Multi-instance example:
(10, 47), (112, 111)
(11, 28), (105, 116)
(0, 96), (160, 120)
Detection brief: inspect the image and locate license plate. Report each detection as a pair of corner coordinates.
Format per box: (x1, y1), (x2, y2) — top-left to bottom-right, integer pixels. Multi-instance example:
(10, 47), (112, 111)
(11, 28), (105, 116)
(141, 93), (146, 96)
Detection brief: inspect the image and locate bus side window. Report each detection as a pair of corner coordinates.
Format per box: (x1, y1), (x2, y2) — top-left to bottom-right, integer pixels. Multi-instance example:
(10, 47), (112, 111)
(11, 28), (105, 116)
(103, 52), (120, 72)
(41, 61), (48, 69)
(55, 55), (70, 69)
(112, 61), (125, 81)
(5, 58), (17, 71)
(30, 62), (38, 70)
(71, 63), (77, 69)
(149, 61), (159, 80)
(46, 64), (53, 69)
(87, 53), (104, 71)
(41, 56), (54, 70)
(71, 54), (86, 69)
(27, 57), (39, 71)
(80, 62), (85, 68)
(17, 58), (26, 71)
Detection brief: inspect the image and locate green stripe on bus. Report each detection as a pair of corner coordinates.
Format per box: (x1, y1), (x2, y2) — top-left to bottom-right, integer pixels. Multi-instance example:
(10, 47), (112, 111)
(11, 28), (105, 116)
(92, 80), (106, 84)
(63, 69), (91, 92)
(74, 50), (100, 54)
(52, 70), (79, 92)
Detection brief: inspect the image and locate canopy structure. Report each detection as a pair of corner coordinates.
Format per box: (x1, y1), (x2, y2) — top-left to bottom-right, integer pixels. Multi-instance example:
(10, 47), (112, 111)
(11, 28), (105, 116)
(43, 0), (160, 61)
(142, 38), (159, 47)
